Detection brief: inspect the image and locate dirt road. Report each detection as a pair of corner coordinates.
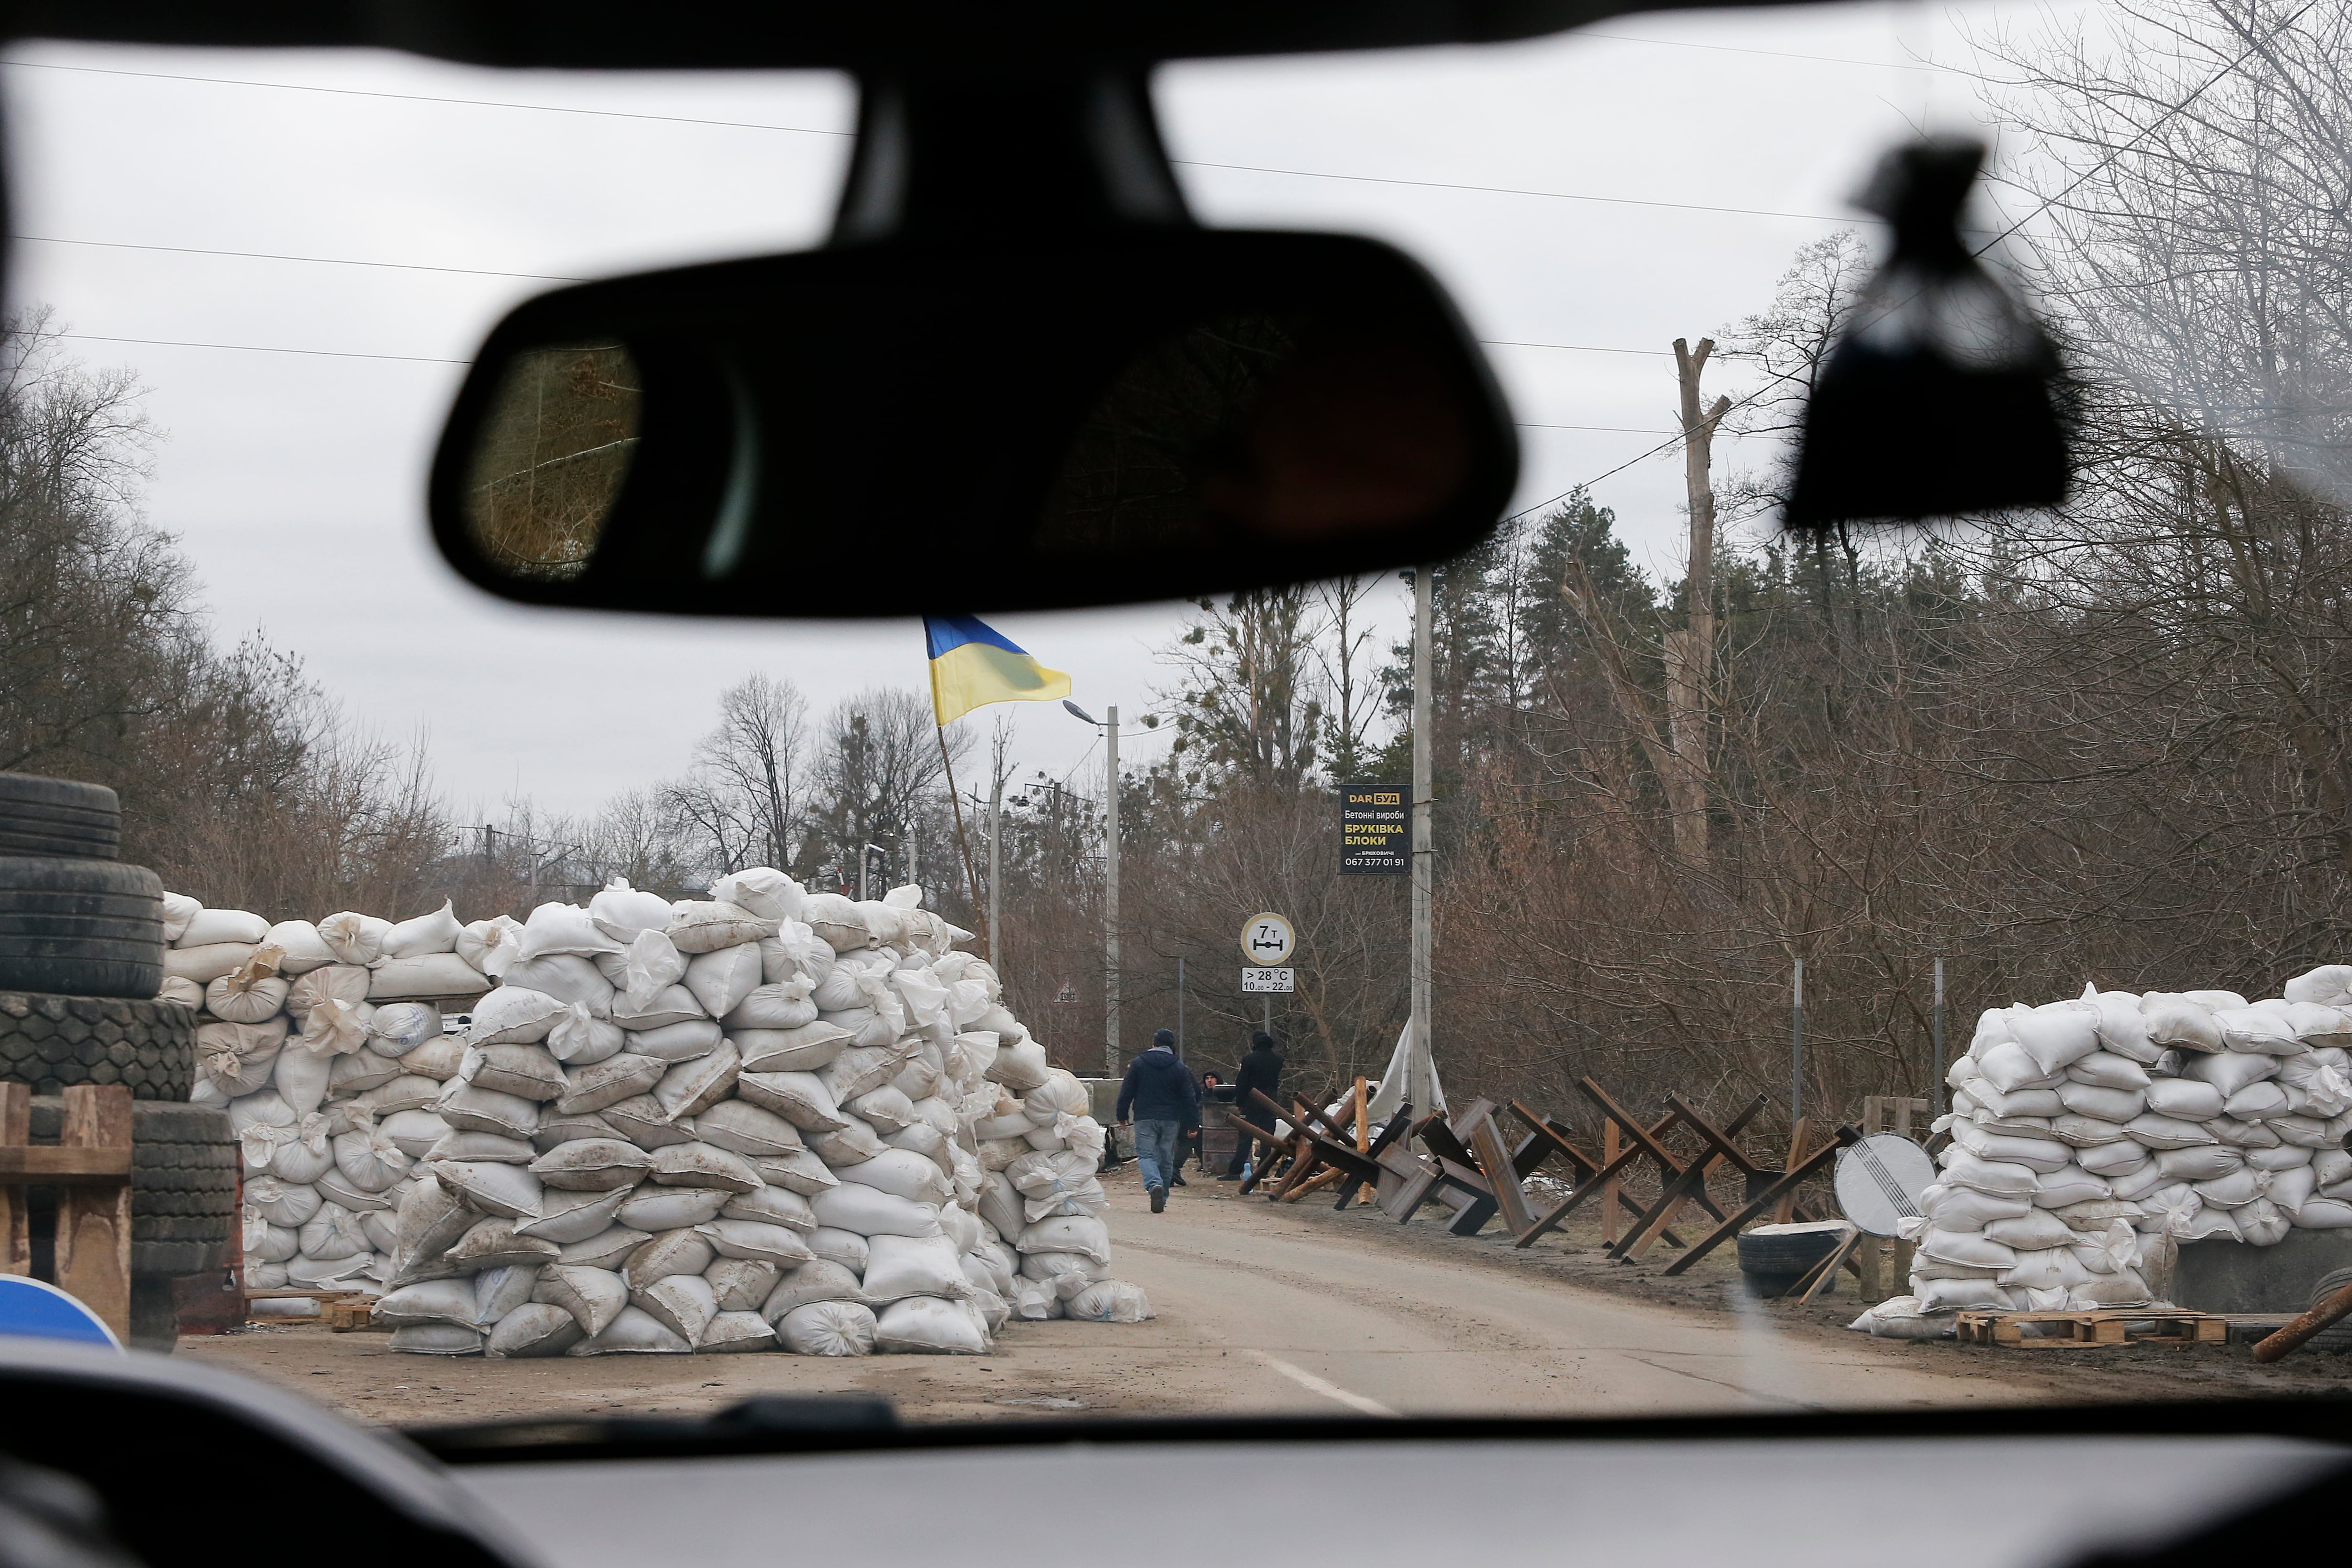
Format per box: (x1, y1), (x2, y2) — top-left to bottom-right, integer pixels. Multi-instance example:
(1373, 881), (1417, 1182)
(184, 1166), (2097, 1426)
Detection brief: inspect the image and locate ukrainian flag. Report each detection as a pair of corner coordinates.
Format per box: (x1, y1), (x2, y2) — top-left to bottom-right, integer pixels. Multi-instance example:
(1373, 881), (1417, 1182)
(925, 615), (1071, 725)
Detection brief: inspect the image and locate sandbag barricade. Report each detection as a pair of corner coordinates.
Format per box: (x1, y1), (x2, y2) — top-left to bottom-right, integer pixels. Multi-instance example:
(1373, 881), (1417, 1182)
(167, 872), (1151, 1354)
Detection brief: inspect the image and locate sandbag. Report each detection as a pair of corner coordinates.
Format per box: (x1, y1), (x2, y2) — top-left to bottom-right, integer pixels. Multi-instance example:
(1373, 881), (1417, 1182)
(633, 1274), (720, 1344)
(555, 1054), (668, 1116)
(812, 1185), (943, 1239)
(1065, 1280), (1153, 1322)
(428, 1160), (544, 1219)
(318, 912), (393, 966)
(1017, 1214), (1112, 1265)
(369, 954), (489, 1000)
(618, 1187), (731, 1232)
(532, 1138), (655, 1191)
(697, 1219), (816, 1267)
(694, 1099), (804, 1158)
(627, 1018), (723, 1062)
(736, 1021), (853, 1075)
(472, 987), (566, 1046)
(861, 1234), (967, 1303)
(456, 915), (524, 978)
(700, 1310), (777, 1353)
(518, 902), (624, 963)
(737, 1070), (850, 1131)
(376, 902), (461, 963)
(167, 943), (259, 985)
(778, 1300), (876, 1355)
(590, 879), (675, 943)
(486, 1302), (581, 1358)
(502, 954), (616, 1015)
(710, 868), (806, 923)
(652, 1041), (742, 1121)
(650, 1141), (761, 1193)
(762, 1260), (866, 1319)
(179, 907), (269, 948)
(707, 1257), (784, 1313)
(668, 902), (779, 955)
(874, 1296), (988, 1354)
(805, 1227), (870, 1273)
(545, 1003), (626, 1066)
(516, 1186), (635, 1244)
(567, 1305), (691, 1355)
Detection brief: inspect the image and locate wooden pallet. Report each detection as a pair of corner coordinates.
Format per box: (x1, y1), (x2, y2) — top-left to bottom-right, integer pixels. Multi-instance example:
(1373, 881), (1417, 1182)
(1955, 1308), (2226, 1348)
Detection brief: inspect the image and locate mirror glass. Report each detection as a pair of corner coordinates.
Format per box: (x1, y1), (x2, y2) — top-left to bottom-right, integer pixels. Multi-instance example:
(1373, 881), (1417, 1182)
(430, 233), (1515, 614)
(461, 342), (642, 582)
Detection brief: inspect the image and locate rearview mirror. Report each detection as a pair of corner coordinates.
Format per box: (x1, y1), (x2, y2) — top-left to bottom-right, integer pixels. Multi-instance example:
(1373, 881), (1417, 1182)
(428, 231), (1518, 616)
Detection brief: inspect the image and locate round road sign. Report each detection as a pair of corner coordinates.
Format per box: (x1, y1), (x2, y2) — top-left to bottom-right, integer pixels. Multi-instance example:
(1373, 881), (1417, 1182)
(1832, 1134), (1937, 1238)
(1240, 912), (1295, 966)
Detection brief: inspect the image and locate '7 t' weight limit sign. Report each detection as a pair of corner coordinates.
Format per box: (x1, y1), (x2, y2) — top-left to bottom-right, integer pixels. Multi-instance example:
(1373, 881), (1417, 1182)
(1241, 912), (1295, 1027)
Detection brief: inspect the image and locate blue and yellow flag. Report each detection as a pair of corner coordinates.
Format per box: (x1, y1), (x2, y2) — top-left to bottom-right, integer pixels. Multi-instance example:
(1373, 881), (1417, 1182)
(925, 615), (1071, 726)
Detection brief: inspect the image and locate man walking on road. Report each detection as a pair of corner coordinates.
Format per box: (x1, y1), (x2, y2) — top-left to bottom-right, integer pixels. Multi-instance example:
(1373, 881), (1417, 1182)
(1224, 1031), (1286, 1180)
(1116, 1027), (1199, 1212)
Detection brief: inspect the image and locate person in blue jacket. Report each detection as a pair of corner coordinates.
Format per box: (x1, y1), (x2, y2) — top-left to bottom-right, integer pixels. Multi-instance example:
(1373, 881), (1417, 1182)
(1116, 1028), (1200, 1212)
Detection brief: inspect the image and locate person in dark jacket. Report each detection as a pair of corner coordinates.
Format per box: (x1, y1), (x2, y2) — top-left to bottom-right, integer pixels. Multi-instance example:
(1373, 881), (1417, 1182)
(1224, 1032), (1286, 1179)
(1116, 1028), (1200, 1211)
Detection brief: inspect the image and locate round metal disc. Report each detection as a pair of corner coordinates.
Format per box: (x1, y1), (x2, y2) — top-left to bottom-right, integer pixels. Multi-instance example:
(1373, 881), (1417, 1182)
(1833, 1133), (1937, 1237)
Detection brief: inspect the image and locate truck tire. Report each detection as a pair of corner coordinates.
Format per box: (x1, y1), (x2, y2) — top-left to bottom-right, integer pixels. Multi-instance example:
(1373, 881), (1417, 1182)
(0, 991), (196, 1099)
(0, 773), (121, 861)
(1738, 1226), (1847, 1298)
(0, 856), (165, 999)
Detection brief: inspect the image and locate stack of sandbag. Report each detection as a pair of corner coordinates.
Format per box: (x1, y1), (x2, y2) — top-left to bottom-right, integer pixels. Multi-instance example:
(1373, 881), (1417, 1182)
(161, 894), (494, 1291)
(359, 872), (1152, 1357)
(1898, 970), (2352, 1320)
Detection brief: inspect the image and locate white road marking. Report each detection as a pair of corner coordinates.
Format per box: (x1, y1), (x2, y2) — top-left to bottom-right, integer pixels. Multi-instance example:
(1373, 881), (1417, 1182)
(1248, 1350), (1400, 1417)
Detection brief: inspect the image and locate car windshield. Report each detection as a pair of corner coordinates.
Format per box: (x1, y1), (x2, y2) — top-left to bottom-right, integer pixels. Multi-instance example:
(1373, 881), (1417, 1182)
(4, 0), (2350, 1426)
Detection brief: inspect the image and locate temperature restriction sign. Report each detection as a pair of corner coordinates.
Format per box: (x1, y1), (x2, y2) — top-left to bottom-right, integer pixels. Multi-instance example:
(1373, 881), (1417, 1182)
(1340, 782), (1408, 874)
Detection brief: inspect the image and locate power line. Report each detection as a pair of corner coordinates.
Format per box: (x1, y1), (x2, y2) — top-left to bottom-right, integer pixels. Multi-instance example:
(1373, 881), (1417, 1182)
(1174, 158), (1861, 225)
(56, 331), (467, 365)
(16, 232), (587, 282)
(1577, 30), (1957, 74)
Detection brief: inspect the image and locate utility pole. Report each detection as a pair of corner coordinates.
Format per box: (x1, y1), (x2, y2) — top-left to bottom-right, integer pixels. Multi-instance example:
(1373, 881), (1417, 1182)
(986, 773), (1002, 967)
(1104, 704), (1121, 1080)
(1410, 565), (1434, 1105)
(1176, 955), (1185, 1060)
(1791, 956), (1806, 1125)
(1932, 956), (1947, 1116)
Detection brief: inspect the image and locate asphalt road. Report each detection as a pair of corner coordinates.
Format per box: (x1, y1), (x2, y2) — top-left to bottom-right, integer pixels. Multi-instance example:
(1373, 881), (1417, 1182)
(186, 1168), (2055, 1425)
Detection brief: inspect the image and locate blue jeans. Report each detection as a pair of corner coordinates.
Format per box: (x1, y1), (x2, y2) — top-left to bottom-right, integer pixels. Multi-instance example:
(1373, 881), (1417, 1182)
(1133, 1119), (1181, 1192)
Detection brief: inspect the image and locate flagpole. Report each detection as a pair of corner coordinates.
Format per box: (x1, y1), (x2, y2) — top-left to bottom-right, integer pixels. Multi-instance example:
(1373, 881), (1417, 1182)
(936, 721), (985, 946)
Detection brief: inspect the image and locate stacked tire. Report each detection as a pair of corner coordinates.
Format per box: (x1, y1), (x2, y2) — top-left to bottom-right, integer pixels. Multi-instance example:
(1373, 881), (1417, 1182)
(0, 773), (230, 1350)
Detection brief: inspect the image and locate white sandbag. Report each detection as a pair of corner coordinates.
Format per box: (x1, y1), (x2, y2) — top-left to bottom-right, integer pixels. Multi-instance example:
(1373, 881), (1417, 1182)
(333, 1119), (411, 1191)
(381, 1107), (455, 1160)
(860, 1233), (968, 1304)
(696, 1219), (816, 1267)
(456, 915), (524, 978)
(567, 1305), (691, 1355)
(726, 978), (818, 1032)
(682, 945), (762, 1029)
(668, 901), (779, 955)
(778, 1300), (876, 1355)
(532, 1138), (655, 1191)
(633, 1274), (720, 1345)
(650, 1140), (761, 1193)
(556, 1053), (668, 1116)
(485, 1302), (580, 1358)
(160, 890), (200, 944)
(590, 879), (675, 943)
(196, 1019), (285, 1097)
(1918, 1228), (2017, 1270)
(376, 1278), (478, 1326)
(556, 1226), (650, 1270)
(470, 1042), (567, 1103)
(810, 1185), (943, 1239)
(874, 1295), (988, 1353)
(819, 1044), (915, 1105)
(242, 1212), (298, 1263)
(156, 975), (202, 1009)
(710, 868), (806, 923)
(317, 912), (392, 966)
(531, 1264), (628, 1336)
(167, 943), (258, 985)
(444, 1216), (560, 1272)
(2293, 1199), (2352, 1228)
(1016, 1214), (1112, 1265)
(389, 1322), (484, 1355)
(2078, 1139), (2152, 1177)
(517, 902), (624, 963)
(2213, 1006), (2304, 1056)
(617, 1187), (731, 1232)
(707, 1257), (783, 1313)
(516, 1186), (635, 1244)
(800, 895), (872, 954)
(838, 1147), (954, 1207)
(2142, 994), (2224, 1053)
(2155, 1144), (2243, 1181)
(2050, 1114), (2130, 1148)
(428, 1160), (543, 1219)
(2145, 1079), (2225, 1119)
(2029, 1166), (2113, 1208)
(753, 1148), (838, 1197)
(330, 1048), (403, 1096)
(1982, 1209), (2076, 1250)
(244, 1175), (322, 1228)
(2121, 1112), (2217, 1149)
(544, 1003), (626, 1066)
(2225, 1082), (2295, 1120)
(986, 1035), (1051, 1092)
(737, 1070), (850, 1131)
(805, 1227), (870, 1273)
(652, 1042), (741, 1121)
(502, 954), (615, 1015)
(471, 987), (566, 1046)
(761, 1260), (866, 1319)
(380, 900), (461, 960)
(2248, 1142), (2316, 1171)
(699, 1309), (777, 1353)
(1065, 1281), (1154, 1322)
(2237, 1197), (2292, 1245)
(289, 963), (370, 1013)
(1918, 1183), (2029, 1229)
(369, 954), (488, 1000)
(694, 1099), (804, 1158)
(438, 1082), (541, 1139)
(623, 1229), (717, 1287)
(1973, 1039), (2064, 1095)
(2055, 1082), (2145, 1123)
(736, 1022), (853, 1075)
(603, 1096), (697, 1149)
(178, 907), (269, 948)
(626, 1018), (723, 1062)
(206, 963), (288, 1025)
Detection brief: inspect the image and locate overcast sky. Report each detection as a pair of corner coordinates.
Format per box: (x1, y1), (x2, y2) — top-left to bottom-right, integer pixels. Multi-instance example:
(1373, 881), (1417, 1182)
(0, 2), (2075, 820)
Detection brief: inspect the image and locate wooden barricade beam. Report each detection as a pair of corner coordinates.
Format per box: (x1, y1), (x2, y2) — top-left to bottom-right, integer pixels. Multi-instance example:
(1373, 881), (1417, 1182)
(1506, 1103), (1686, 1247)
(1660, 1124), (1861, 1277)
(1610, 1093), (1767, 1261)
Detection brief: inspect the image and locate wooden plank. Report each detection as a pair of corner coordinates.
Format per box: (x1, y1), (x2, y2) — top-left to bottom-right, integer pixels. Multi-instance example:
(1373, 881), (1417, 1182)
(0, 1082), (27, 1275)
(1353, 1079), (1370, 1154)
(1615, 1094), (1767, 1260)
(1661, 1124), (1859, 1277)
(0, 1146), (135, 1181)
(1794, 1227), (1860, 1304)
(55, 1085), (133, 1343)
(1772, 1118), (1813, 1224)
(1576, 1081), (1734, 1228)
(1334, 1100), (1411, 1210)
(1511, 1113), (1679, 1249)
(1466, 1108), (1541, 1240)
(1280, 1167), (1347, 1202)
(1600, 1120), (1621, 1246)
